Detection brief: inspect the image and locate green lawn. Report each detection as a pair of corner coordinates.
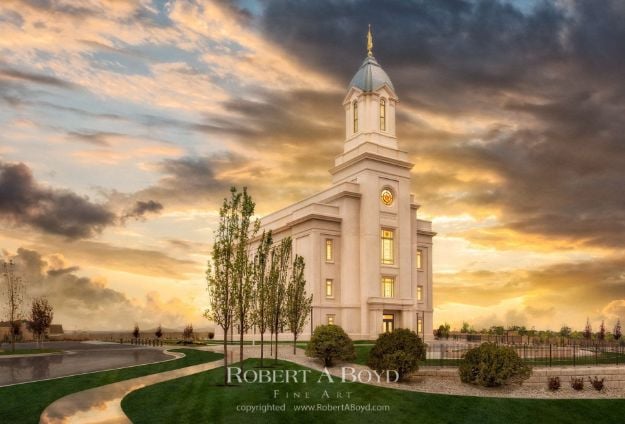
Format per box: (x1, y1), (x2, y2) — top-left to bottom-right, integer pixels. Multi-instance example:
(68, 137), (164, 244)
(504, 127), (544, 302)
(0, 348), (223, 424)
(122, 358), (625, 424)
(0, 349), (61, 356)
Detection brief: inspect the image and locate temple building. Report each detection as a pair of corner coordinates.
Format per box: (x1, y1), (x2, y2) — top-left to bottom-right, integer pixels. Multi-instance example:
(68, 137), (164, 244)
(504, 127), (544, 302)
(256, 29), (435, 341)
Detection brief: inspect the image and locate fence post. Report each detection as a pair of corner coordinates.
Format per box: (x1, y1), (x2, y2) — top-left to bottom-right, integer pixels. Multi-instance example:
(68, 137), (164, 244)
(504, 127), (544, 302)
(549, 344), (552, 367)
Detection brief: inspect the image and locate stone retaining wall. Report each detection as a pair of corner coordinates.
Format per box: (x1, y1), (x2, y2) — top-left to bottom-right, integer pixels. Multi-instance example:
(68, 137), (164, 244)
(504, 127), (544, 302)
(417, 366), (625, 388)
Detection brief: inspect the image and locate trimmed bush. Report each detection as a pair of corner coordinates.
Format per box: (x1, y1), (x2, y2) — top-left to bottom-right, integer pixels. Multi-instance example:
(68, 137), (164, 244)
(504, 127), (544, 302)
(459, 343), (531, 387)
(305, 325), (356, 366)
(367, 328), (426, 381)
(548, 376), (561, 391)
(571, 377), (584, 391)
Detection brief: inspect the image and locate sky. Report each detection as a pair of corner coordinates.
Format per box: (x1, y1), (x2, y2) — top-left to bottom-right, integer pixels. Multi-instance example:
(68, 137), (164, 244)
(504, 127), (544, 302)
(1, 0), (624, 332)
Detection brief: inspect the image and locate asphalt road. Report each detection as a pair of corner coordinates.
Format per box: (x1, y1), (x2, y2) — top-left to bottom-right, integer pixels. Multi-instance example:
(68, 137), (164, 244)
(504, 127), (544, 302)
(0, 341), (172, 386)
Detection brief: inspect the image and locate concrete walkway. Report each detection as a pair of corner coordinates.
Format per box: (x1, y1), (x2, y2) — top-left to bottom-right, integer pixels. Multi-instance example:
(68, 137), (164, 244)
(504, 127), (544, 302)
(39, 350), (222, 424)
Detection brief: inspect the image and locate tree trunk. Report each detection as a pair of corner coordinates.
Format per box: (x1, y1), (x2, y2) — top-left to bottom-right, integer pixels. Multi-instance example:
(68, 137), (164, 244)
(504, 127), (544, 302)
(274, 323), (279, 363)
(239, 320), (244, 367)
(260, 330), (264, 367)
(293, 334), (297, 355)
(223, 326), (229, 385)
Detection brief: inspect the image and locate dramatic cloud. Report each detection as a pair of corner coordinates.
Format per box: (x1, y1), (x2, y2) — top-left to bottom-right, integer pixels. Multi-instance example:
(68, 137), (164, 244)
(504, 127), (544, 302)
(2, 0), (625, 329)
(122, 200), (164, 221)
(0, 162), (115, 239)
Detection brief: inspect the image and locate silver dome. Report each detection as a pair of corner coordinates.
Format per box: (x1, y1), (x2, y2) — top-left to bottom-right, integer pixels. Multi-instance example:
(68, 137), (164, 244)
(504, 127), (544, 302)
(348, 55), (395, 93)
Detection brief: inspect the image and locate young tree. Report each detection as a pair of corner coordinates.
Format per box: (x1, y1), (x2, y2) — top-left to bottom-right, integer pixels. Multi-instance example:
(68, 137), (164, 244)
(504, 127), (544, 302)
(267, 237), (292, 363)
(132, 324), (140, 340)
(251, 230), (273, 367)
(559, 325), (572, 338)
(599, 320), (606, 341)
(155, 324), (163, 340)
(2, 260), (24, 353)
(460, 321), (471, 334)
(232, 189), (258, 365)
(614, 320), (622, 341)
(183, 324), (194, 343)
(285, 255), (313, 354)
(205, 187), (253, 384)
(27, 297), (53, 349)
(583, 318), (592, 341)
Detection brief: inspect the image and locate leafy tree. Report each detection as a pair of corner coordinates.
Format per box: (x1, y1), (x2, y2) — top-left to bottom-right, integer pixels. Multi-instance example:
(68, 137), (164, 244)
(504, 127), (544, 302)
(231, 188), (258, 365)
(306, 324), (355, 366)
(285, 255), (312, 354)
(267, 237), (292, 362)
(436, 323), (451, 339)
(2, 260), (24, 352)
(489, 325), (505, 336)
(460, 321), (471, 334)
(583, 318), (592, 340)
(459, 343), (531, 387)
(614, 320), (622, 341)
(599, 320), (606, 341)
(205, 187), (253, 384)
(559, 325), (572, 338)
(132, 324), (140, 340)
(27, 297), (53, 349)
(155, 324), (163, 340)
(367, 328), (426, 381)
(183, 324), (194, 342)
(251, 230), (273, 367)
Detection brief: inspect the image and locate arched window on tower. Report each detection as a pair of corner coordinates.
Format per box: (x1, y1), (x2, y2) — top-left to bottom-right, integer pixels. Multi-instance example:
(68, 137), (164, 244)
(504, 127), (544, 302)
(353, 100), (359, 133)
(380, 98), (386, 131)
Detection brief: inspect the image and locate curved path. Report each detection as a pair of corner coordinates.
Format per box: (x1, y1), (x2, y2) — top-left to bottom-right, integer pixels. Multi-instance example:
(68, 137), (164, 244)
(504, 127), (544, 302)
(40, 350), (223, 424)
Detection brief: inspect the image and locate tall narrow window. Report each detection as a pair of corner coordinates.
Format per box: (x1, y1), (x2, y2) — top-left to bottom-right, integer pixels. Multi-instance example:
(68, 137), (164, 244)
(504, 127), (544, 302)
(353, 100), (358, 133)
(417, 285), (423, 301)
(327, 314), (335, 325)
(417, 317), (423, 334)
(381, 229), (394, 265)
(381, 277), (394, 298)
(325, 239), (333, 262)
(416, 249), (423, 270)
(380, 98), (386, 131)
(325, 279), (334, 298)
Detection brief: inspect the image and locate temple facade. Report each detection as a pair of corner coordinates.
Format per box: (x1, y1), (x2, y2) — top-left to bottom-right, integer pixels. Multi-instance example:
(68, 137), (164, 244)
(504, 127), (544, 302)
(254, 31), (435, 341)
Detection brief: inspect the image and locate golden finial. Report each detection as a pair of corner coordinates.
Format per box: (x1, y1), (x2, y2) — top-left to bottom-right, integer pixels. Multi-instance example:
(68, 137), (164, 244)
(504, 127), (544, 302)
(367, 24), (373, 57)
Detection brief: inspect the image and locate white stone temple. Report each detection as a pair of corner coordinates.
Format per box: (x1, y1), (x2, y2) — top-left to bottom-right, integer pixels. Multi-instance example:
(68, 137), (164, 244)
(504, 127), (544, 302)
(254, 29), (435, 341)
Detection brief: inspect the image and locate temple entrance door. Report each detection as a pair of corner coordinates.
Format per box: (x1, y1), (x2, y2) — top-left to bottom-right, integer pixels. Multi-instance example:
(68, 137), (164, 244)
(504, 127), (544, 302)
(383, 314), (395, 333)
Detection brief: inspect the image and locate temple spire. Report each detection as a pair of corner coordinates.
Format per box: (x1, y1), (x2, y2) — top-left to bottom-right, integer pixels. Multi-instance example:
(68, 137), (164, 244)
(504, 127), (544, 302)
(367, 24), (373, 57)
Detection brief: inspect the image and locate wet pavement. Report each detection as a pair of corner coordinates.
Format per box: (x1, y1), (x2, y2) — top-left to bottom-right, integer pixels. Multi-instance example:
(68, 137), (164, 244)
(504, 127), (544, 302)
(0, 341), (172, 386)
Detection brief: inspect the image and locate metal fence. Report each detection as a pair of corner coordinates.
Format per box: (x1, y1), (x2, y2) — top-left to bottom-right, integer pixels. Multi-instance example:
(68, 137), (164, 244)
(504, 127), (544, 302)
(424, 343), (625, 367)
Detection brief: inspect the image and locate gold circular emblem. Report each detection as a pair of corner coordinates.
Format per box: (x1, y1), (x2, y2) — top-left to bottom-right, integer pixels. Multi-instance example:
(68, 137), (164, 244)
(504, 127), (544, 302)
(381, 189), (393, 206)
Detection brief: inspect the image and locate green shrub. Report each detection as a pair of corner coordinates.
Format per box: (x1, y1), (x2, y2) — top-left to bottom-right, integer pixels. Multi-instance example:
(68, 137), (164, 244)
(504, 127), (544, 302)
(459, 343), (531, 387)
(305, 325), (356, 366)
(367, 329), (426, 381)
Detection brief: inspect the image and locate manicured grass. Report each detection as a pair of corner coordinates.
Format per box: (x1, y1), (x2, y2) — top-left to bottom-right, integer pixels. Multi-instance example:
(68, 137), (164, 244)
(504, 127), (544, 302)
(0, 348), (223, 424)
(0, 349), (61, 355)
(122, 358), (625, 424)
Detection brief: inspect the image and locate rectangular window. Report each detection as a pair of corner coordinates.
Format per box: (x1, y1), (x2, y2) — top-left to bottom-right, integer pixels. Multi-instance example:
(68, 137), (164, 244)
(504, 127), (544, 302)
(417, 285), (423, 301)
(381, 277), (394, 298)
(325, 239), (333, 262)
(380, 98), (386, 131)
(417, 317), (423, 335)
(380, 229), (394, 265)
(327, 314), (335, 325)
(416, 249), (423, 270)
(325, 279), (334, 298)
